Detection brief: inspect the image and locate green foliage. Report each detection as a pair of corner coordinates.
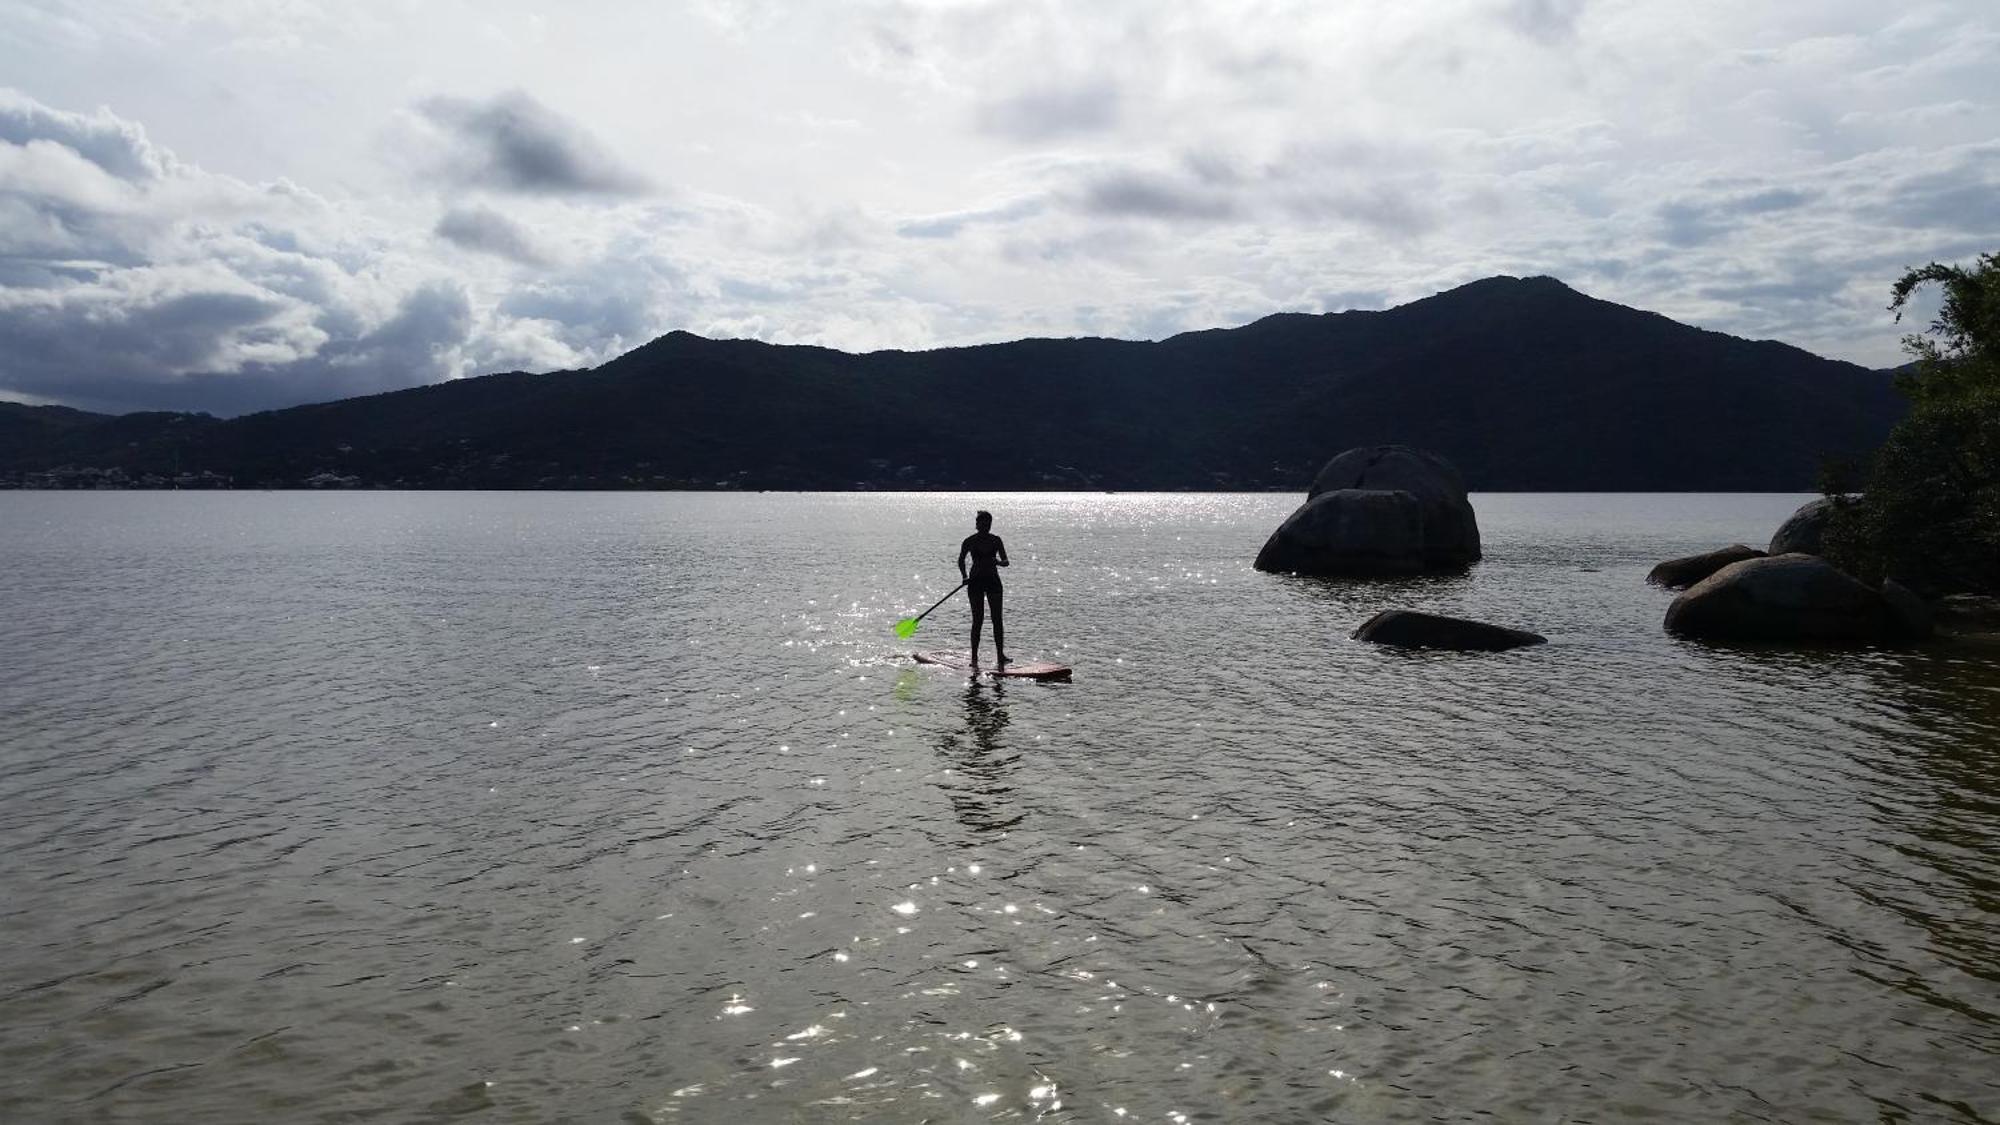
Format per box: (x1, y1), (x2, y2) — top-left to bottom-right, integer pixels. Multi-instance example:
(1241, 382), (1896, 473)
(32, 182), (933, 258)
(1827, 253), (2000, 593)
(1888, 252), (2000, 403)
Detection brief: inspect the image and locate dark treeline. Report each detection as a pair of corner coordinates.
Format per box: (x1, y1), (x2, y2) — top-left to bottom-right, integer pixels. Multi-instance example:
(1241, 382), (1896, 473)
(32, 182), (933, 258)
(1, 276), (1903, 492)
(1825, 252), (2000, 595)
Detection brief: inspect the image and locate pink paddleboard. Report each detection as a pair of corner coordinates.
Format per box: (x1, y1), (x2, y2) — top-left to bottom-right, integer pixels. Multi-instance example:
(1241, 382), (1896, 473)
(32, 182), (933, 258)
(913, 650), (1072, 681)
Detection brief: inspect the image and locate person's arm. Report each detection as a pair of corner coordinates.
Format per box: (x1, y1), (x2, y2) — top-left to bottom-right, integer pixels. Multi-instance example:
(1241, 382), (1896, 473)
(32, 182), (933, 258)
(997, 537), (1009, 567)
(958, 537), (971, 580)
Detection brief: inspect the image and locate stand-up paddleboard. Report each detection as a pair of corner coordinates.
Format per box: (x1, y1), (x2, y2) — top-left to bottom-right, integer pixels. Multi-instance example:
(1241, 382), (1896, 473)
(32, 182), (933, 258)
(913, 650), (1072, 681)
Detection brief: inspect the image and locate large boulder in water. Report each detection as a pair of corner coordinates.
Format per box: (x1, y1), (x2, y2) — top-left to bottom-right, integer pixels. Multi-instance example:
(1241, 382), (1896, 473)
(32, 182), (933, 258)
(1353, 609), (1546, 651)
(1664, 554), (1922, 644)
(1256, 446), (1481, 575)
(1769, 498), (1837, 556)
(1255, 489), (1426, 575)
(1308, 446), (1482, 566)
(1648, 544), (1765, 589)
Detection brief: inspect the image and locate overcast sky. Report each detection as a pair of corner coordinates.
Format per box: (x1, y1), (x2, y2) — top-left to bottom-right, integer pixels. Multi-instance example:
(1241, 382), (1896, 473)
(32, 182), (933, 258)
(2, 0), (1996, 415)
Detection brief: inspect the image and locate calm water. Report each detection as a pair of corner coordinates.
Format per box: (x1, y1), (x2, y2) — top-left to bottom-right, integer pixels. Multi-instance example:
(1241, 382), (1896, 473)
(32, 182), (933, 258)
(1, 492), (1995, 1124)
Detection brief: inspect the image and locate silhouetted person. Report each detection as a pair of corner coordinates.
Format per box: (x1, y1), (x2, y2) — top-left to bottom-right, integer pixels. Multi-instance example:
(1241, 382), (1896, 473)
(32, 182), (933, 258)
(958, 510), (1009, 664)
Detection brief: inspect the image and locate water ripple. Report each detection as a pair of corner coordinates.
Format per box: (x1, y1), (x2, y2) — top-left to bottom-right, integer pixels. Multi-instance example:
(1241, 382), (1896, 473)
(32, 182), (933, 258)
(0, 491), (1995, 1122)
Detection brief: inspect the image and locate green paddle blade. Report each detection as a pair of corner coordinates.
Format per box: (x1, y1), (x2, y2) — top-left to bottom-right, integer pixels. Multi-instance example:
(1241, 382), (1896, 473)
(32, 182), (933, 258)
(894, 617), (920, 639)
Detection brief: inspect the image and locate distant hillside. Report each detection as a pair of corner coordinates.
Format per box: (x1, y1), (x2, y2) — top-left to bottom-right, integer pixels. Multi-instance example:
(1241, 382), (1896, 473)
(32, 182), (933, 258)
(0, 276), (1904, 491)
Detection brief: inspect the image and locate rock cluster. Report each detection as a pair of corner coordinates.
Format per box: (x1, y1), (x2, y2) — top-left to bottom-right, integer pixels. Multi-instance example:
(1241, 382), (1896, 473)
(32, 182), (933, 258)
(1645, 498), (1962, 646)
(1663, 554), (1931, 644)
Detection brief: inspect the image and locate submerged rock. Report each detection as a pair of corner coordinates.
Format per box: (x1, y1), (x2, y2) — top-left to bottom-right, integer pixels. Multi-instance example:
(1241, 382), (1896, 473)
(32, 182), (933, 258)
(1664, 554), (1919, 644)
(1353, 609), (1546, 651)
(1769, 497), (1838, 556)
(1256, 445), (1481, 576)
(1648, 544), (1766, 589)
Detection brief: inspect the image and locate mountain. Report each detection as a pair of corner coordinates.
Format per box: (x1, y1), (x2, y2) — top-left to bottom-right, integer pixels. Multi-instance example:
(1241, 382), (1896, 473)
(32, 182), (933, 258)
(0, 276), (1905, 491)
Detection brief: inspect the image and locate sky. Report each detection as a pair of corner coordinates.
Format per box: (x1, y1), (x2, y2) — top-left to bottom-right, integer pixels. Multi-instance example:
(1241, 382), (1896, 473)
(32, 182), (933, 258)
(0, 0), (1996, 416)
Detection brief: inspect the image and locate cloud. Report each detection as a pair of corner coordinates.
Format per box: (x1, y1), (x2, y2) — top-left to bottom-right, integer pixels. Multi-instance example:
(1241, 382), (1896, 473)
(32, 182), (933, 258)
(0, 281), (297, 386)
(0, 89), (167, 181)
(1698, 270), (1847, 308)
(413, 91), (650, 196)
(1279, 184), (1436, 236)
(1048, 141), (1442, 235)
(0, 89), (482, 415)
(277, 281), (472, 401)
(498, 281), (655, 354)
(1728, 188), (1813, 215)
(9, 284), (472, 417)
(1654, 185), (1817, 246)
(1864, 141), (2000, 232)
(975, 80), (1122, 141)
(896, 197), (1044, 238)
(1075, 169), (1237, 221)
(1497, 0), (1587, 44)
(435, 204), (554, 265)
(1657, 200), (1728, 248)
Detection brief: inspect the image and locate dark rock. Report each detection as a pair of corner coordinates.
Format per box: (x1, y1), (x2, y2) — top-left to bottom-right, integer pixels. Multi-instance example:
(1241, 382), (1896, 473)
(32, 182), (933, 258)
(1769, 497), (1838, 556)
(1309, 444), (1466, 500)
(1664, 554), (1909, 644)
(1648, 544), (1765, 589)
(1256, 446), (1481, 575)
(1353, 609), (1547, 651)
(1255, 489), (1426, 576)
(1880, 578), (1934, 640)
(1307, 445), (1481, 567)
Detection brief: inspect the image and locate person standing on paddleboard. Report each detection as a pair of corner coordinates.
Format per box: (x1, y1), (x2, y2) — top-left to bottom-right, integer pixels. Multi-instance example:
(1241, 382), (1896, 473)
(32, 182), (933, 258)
(958, 510), (1009, 665)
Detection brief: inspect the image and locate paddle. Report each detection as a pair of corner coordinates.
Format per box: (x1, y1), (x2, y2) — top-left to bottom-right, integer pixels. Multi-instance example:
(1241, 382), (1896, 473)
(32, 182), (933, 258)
(894, 580), (967, 639)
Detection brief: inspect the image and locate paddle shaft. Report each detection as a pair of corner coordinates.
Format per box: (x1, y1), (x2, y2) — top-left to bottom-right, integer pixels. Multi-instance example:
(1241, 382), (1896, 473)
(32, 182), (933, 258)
(908, 579), (969, 626)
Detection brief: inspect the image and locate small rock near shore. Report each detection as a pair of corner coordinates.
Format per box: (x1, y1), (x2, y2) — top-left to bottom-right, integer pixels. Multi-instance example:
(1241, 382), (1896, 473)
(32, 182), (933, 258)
(1353, 609), (1547, 652)
(1648, 544), (1766, 589)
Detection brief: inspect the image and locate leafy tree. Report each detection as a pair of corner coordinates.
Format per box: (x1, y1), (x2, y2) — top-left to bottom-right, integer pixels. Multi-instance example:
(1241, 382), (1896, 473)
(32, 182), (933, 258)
(1826, 253), (2000, 593)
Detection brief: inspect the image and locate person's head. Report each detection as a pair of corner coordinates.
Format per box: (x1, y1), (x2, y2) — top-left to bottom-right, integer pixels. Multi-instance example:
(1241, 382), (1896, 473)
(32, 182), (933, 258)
(975, 510), (993, 532)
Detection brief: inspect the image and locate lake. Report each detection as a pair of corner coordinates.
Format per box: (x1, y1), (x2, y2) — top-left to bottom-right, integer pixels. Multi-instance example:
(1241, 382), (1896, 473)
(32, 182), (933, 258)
(0, 491), (1994, 1123)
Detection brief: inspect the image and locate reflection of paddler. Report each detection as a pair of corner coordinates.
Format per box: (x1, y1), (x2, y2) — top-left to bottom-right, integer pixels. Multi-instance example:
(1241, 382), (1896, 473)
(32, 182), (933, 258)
(957, 510), (1009, 665)
(936, 680), (1021, 833)
(961, 680), (1009, 752)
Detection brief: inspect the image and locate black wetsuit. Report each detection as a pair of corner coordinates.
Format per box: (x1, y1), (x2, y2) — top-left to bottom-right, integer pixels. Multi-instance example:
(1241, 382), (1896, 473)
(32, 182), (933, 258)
(959, 531), (1007, 659)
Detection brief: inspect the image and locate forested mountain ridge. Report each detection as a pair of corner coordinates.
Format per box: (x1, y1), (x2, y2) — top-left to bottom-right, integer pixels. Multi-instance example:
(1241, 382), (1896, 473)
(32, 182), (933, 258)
(0, 276), (1903, 491)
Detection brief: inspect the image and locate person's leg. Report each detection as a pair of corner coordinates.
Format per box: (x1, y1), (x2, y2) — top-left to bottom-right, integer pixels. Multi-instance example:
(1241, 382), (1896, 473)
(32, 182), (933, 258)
(990, 583), (1006, 663)
(968, 581), (985, 660)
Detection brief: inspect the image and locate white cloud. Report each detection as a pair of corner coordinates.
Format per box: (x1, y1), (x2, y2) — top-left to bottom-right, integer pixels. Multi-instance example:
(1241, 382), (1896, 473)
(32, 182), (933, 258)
(0, 87), (169, 181)
(0, 89), (478, 413)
